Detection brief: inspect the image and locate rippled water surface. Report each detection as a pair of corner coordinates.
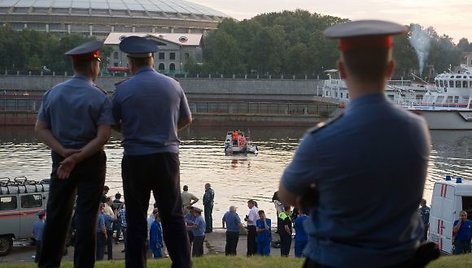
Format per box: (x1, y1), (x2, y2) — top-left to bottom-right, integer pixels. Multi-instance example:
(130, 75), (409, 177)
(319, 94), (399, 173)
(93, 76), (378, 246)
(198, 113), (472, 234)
(1, 126), (472, 227)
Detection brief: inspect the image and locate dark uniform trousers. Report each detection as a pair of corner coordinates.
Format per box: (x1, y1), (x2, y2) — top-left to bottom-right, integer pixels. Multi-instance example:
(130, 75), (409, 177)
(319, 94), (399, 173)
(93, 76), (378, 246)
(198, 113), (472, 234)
(225, 231), (239, 255)
(122, 152), (191, 268)
(39, 150), (106, 268)
(246, 225), (257, 256)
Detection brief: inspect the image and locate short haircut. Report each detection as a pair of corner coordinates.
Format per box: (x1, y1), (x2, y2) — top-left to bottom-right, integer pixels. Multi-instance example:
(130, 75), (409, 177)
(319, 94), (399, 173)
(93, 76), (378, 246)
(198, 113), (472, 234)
(128, 56), (152, 69)
(72, 59), (94, 73)
(342, 47), (391, 83)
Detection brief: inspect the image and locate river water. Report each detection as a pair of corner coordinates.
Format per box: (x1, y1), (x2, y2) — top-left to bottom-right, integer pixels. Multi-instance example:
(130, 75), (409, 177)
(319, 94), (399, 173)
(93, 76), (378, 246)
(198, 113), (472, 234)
(1, 126), (472, 227)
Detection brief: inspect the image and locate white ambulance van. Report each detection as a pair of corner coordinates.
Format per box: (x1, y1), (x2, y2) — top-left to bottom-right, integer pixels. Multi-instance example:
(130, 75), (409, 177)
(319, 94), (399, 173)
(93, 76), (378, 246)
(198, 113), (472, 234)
(0, 177), (49, 256)
(428, 176), (472, 254)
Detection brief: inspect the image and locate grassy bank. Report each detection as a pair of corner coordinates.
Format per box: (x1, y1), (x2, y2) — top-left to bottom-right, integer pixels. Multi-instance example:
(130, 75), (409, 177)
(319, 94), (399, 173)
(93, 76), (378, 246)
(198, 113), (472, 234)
(2, 255), (472, 268)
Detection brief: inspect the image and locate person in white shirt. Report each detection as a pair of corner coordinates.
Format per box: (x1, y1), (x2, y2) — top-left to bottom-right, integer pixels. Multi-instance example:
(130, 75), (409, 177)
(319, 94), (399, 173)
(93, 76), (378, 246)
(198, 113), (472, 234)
(104, 197), (114, 216)
(181, 185), (199, 214)
(245, 199), (259, 256)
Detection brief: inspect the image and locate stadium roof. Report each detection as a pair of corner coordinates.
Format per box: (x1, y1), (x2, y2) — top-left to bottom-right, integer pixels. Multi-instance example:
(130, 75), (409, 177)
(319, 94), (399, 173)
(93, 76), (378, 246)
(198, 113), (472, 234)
(0, 0), (227, 19)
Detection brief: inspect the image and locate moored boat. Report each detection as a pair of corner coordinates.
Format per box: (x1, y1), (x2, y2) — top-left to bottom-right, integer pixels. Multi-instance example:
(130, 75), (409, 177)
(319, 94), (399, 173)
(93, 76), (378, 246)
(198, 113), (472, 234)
(319, 61), (472, 130)
(404, 63), (472, 130)
(224, 130), (258, 155)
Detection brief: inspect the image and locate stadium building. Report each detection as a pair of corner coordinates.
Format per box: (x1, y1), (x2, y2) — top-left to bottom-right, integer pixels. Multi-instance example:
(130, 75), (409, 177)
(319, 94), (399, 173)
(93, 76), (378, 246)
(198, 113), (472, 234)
(0, 0), (228, 38)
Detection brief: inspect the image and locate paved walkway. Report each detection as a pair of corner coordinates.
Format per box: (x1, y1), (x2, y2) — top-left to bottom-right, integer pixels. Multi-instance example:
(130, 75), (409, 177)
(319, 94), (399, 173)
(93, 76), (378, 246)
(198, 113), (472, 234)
(0, 228), (295, 264)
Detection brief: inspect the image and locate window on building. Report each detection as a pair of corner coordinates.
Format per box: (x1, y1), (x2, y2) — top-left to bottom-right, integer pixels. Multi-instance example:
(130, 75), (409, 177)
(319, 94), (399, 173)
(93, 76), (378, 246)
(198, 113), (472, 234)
(158, 63), (165, 71)
(185, 53), (190, 59)
(170, 52), (176, 60)
(0, 196), (17, 210)
(113, 52), (118, 60)
(159, 53), (165, 60)
(21, 194), (43, 208)
(170, 63), (175, 72)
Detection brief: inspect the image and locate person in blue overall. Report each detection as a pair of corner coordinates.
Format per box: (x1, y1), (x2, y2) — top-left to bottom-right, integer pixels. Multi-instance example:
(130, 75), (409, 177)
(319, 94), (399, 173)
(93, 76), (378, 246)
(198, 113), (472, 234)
(279, 20), (438, 268)
(32, 210), (46, 263)
(149, 212), (164, 258)
(255, 210), (272, 256)
(293, 212), (308, 257)
(35, 40), (114, 268)
(112, 36), (192, 268)
(452, 210), (472, 254)
(222, 205), (243, 255)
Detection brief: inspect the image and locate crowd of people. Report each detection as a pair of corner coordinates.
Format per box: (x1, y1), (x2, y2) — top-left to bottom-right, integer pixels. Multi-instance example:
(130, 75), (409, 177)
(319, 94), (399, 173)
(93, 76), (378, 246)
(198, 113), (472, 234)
(32, 19), (472, 268)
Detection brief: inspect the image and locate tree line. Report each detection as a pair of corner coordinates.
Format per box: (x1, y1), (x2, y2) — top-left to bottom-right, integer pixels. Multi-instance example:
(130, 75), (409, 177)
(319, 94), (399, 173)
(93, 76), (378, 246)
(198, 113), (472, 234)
(1, 9), (472, 80)
(191, 10), (472, 81)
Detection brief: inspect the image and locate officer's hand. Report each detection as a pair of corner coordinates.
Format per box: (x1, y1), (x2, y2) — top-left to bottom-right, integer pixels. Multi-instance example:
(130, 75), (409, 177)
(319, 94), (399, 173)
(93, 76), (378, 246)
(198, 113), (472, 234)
(57, 155), (78, 179)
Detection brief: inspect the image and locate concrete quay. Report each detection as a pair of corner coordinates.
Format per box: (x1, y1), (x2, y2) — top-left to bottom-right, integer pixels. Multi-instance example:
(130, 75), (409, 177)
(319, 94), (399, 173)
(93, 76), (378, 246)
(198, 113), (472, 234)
(0, 228), (295, 264)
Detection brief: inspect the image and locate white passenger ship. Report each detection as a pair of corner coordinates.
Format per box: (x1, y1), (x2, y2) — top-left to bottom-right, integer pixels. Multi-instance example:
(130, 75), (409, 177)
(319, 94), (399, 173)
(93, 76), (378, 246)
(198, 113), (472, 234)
(320, 61), (472, 130)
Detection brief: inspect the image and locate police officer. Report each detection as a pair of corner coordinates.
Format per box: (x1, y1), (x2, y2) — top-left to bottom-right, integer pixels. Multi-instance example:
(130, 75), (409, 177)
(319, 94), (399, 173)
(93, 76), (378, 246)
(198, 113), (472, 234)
(35, 40), (114, 268)
(279, 20), (435, 267)
(112, 36), (192, 268)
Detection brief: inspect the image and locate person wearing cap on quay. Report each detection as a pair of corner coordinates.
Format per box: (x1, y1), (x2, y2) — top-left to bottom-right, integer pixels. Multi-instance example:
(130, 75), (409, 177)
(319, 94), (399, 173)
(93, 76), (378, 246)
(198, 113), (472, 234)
(35, 40), (114, 268)
(112, 36), (192, 268)
(278, 20), (438, 267)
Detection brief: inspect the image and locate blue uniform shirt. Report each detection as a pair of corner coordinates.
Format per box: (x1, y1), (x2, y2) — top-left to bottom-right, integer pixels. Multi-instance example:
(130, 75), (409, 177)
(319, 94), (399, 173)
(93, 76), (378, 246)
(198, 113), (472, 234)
(453, 219), (472, 241)
(96, 213), (106, 233)
(112, 67), (191, 155)
(203, 188), (215, 206)
(282, 93), (431, 267)
(192, 215), (206, 237)
(37, 74), (114, 148)
(222, 211), (241, 233)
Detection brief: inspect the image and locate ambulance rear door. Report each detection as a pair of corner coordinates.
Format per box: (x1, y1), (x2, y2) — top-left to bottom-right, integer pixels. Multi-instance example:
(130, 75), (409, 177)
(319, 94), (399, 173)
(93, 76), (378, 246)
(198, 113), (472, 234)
(429, 182), (455, 254)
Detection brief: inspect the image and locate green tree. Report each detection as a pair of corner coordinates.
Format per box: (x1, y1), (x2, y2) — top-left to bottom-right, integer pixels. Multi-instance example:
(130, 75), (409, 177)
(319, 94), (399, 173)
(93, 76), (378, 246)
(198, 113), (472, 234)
(457, 38), (472, 52)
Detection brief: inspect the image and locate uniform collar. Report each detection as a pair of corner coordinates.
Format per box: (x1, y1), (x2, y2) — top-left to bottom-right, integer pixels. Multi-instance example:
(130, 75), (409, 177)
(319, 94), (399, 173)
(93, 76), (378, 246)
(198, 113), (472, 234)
(72, 74), (94, 84)
(345, 93), (387, 115)
(136, 66), (154, 75)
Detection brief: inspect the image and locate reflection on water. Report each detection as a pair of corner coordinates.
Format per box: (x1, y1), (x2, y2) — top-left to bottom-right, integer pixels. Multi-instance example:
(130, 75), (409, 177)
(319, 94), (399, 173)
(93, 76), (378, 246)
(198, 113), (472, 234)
(1, 126), (471, 227)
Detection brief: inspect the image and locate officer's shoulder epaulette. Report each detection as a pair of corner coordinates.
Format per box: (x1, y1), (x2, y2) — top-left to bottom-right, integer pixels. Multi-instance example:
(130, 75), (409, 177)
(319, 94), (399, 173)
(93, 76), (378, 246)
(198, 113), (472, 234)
(307, 113), (343, 134)
(114, 78), (130, 87)
(94, 85), (108, 95)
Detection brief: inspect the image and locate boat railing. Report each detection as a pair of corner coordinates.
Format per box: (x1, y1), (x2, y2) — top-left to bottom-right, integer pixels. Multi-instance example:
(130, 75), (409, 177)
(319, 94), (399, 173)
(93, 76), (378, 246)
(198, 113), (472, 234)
(418, 102), (470, 108)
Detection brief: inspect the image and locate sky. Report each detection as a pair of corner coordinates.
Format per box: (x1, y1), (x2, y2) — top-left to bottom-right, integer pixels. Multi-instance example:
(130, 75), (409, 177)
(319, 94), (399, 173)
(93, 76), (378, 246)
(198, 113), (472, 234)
(192, 0), (471, 43)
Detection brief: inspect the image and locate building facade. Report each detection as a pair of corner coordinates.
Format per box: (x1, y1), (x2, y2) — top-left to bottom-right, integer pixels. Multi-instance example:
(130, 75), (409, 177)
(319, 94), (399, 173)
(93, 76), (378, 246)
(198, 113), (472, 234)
(104, 32), (203, 75)
(0, 0), (227, 38)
